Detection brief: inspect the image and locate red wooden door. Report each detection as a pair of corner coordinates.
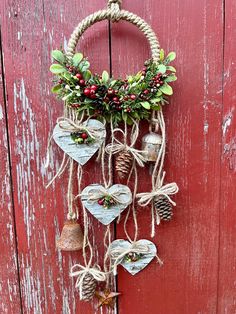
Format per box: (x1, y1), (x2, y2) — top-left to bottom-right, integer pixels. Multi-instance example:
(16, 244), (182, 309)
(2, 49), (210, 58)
(0, 0), (235, 313)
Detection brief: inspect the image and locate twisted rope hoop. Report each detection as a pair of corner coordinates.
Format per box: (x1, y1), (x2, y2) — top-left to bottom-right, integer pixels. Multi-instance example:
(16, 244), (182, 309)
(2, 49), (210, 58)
(66, 0), (160, 62)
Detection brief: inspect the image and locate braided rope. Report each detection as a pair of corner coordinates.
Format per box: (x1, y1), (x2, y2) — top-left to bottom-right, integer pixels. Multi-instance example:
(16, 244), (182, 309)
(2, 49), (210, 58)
(66, 1), (160, 62)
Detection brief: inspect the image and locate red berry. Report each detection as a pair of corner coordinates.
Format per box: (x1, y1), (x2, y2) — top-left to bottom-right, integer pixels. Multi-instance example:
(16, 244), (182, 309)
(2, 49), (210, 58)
(90, 89), (96, 95)
(98, 199), (104, 206)
(71, 103), (80, 108)
(107, 88), (114, 95)
(84, 88), (91, 96)
(113, 96), (119, 102)
(81, 132), (88, 139)
(130, 94), (136, 100)
(76, 73), (83, 79)
(104, 97), (110, 103)
(124, 96), (129, 101)
(79, 79), (85, 86)
(127, 108), (131, 112)
(90, 85), (98, 91)
(144, 89), (149, 95)
(90, 94), (97, 99)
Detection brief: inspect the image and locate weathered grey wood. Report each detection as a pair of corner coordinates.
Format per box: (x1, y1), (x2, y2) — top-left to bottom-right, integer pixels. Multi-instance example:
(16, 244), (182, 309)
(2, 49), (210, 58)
(110, 239), (157, 276)
(81, 184), (132, 225)
(53, 119), (106, 165)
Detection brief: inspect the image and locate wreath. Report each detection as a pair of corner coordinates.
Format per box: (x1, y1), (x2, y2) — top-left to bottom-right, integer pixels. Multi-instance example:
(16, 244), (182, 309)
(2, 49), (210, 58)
(50, 49), (176, 125)
(46, 0), (179, 308)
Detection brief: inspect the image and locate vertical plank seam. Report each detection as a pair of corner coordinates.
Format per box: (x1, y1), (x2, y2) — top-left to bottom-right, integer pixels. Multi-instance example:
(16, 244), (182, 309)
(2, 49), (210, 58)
(216, 0), (226, 313)
(108, 20), (119, 314)
(0, 24), (24, 314)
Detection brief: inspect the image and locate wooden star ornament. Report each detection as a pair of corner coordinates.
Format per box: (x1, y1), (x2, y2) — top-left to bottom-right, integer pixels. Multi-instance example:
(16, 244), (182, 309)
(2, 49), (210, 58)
(95, 289), (120, 308)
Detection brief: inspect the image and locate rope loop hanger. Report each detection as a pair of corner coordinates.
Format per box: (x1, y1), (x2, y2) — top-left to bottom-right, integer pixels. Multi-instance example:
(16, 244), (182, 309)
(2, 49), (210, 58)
(66, 0), (161, 63)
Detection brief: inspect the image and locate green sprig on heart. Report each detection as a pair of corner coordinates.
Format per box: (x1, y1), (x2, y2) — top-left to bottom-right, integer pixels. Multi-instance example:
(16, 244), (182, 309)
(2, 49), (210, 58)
(50, 49), (177, 125)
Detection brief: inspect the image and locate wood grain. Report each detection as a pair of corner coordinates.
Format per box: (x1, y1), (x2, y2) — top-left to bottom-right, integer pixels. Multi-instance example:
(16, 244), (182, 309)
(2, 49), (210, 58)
(111, 0), (224, 313)
(218, 0), (236, 313)
(0, 27), (22, 314)
(1, 0), (113, 313)
(1, 0), (236, 313)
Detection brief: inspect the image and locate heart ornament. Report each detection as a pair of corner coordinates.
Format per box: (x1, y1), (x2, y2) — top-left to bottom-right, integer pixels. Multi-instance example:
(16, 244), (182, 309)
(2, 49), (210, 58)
(53, 119), (106, 165)
(109, 239), (157, 275)
(81, 184), (132, 225)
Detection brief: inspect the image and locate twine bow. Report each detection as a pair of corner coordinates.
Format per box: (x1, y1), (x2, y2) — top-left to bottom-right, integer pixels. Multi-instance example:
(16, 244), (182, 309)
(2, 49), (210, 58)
(109, 242), (162, 275)
(70, 264), (107, 298)
(57, 117), (103, 140)
(83, 186), (128, 205)
(136, 182), (179, 207)
(105, 140), (147, 167)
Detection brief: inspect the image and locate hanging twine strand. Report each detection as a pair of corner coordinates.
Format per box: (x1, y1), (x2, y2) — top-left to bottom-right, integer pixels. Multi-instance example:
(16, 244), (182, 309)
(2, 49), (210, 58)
(105, 120), (147, 167)
(67, 158), (77, 220)
(137, 109), (179, 237)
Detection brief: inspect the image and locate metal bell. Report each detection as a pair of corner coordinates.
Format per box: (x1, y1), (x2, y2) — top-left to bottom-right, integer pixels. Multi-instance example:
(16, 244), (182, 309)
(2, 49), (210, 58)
(56, 220), (84, 251)
(142, 132), (162, 162)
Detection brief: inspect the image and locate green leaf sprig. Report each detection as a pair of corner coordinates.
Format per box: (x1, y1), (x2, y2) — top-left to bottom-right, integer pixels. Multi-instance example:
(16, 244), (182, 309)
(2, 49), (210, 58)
(50, 49), (177, 125)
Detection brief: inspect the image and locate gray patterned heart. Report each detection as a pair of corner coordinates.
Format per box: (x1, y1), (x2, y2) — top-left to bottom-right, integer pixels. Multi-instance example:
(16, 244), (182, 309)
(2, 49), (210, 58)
(53, 119), (106, 165)
(109, 239), (157, 275)
(81, 184), (132, 225)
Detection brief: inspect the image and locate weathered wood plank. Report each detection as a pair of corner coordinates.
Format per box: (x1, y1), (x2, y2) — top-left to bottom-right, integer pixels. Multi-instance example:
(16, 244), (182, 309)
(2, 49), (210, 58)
(0, 27), (22, 313)
(111, 0), (224, 313)
(218, 1), (236, 313)
(1, 0), (114, 313)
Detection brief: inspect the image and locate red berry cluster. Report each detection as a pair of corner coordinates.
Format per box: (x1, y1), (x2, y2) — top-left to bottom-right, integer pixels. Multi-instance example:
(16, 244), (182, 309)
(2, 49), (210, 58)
(151, 73), (164, 87)
(83, 85), (98, 99)
(71, 131), (89, 144)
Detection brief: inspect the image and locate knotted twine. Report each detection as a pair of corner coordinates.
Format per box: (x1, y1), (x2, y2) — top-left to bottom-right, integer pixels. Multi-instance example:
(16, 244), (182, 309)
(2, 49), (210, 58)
(83, 185), (129, 205)
(105, 118), (147, 167)
(109, 242), (163, 275)
(136, 109), (179, 237)
(70, 264), (107, 299)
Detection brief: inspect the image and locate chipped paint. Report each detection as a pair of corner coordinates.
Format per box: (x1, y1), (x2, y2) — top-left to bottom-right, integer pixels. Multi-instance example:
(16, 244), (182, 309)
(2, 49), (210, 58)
(222, 108), (234, 136)
(0, 104), (3, 120)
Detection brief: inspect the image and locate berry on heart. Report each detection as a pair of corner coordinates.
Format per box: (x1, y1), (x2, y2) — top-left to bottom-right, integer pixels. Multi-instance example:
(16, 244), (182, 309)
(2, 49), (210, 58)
(98, 198), (104, 206)
(81, 132), (88, 139)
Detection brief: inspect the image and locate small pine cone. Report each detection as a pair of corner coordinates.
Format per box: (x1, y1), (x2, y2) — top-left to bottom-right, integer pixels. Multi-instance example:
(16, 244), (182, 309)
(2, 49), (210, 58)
(115, 150), (133, 179)
(79, 273), (97, 301)
(154, 196), (173, 221)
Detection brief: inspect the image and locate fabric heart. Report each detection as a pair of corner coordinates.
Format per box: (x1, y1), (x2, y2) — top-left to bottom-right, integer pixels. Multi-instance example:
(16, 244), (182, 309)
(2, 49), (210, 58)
(109, 239), (157, 275)
(53, 119), (106, 165)
(81, 184), (132, 225)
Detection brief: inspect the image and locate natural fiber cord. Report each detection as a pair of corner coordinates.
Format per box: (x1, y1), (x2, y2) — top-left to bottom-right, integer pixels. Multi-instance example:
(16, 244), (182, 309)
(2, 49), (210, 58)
(66, 0), (160, 62)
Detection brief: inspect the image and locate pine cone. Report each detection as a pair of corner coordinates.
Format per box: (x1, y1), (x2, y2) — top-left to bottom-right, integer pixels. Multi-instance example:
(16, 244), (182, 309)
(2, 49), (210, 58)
(79, 273), (97, 301)
(115, 150), (133, 179)
(154, 196), (173, 221)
